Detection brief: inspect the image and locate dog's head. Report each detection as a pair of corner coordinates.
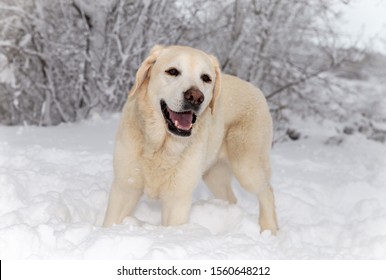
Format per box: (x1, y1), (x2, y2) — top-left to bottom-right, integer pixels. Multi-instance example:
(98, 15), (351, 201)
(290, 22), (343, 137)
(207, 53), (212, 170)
(130, 45), (221, 137)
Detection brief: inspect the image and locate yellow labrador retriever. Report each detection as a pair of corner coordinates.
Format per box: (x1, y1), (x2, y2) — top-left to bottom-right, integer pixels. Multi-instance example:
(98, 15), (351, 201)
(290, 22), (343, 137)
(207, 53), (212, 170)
(103, 45), (278, 234)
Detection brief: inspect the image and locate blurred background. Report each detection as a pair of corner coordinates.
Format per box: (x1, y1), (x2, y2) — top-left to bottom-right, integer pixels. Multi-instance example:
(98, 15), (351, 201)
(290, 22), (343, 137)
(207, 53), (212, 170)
(0, 0), (385, 142)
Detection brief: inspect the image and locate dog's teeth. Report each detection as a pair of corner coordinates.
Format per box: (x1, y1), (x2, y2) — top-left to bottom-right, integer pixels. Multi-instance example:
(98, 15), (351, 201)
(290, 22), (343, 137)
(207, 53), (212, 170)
(174, 119), (192, 130)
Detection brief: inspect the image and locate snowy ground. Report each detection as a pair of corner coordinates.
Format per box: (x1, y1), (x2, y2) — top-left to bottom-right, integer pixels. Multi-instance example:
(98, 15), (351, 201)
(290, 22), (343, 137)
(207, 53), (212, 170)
(0, 115), (385, 259)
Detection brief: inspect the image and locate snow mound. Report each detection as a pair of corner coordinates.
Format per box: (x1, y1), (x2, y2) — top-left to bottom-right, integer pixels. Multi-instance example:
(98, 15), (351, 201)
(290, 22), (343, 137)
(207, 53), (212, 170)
(0, 117), (385, 259)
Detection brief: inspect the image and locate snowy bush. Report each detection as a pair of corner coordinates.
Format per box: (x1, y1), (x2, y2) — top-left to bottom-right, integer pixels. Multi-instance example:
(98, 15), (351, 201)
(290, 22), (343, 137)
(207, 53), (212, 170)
(0, 0), (368, 127)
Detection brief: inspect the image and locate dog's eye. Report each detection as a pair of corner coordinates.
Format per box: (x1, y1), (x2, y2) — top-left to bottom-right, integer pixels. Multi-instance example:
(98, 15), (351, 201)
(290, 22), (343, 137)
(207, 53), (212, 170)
(165, 68), (180, 76)
(201, 74), (212, 83)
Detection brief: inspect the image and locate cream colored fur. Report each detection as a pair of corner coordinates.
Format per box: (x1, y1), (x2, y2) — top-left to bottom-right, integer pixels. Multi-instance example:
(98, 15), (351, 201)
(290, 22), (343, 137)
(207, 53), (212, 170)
(103, 45), (278, 234)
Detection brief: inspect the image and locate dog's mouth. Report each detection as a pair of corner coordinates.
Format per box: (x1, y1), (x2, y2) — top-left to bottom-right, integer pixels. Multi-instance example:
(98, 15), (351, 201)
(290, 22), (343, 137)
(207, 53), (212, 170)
(161, 100), (197, 137)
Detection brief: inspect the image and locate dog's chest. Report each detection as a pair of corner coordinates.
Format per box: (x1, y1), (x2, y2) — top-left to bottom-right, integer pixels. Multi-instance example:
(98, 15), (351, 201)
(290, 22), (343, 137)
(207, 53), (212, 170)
(140, 138), (202, 199)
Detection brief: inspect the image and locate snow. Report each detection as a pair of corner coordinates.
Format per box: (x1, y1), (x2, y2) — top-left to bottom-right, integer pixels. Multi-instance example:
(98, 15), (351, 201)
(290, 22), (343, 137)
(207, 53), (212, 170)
(0, 116), (385, 259)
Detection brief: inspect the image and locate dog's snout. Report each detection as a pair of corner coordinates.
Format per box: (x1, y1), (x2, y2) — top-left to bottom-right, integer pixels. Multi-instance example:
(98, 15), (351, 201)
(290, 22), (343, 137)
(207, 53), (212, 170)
(184, 87), (204, 106)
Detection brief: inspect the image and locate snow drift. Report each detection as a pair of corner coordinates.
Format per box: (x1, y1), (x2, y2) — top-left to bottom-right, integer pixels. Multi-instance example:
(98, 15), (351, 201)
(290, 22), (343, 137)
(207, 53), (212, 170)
(0, 116), (385, 259)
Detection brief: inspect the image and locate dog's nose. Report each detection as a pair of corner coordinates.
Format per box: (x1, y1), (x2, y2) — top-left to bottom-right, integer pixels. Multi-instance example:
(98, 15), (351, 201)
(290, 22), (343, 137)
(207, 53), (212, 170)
(184, 87), (204, 106)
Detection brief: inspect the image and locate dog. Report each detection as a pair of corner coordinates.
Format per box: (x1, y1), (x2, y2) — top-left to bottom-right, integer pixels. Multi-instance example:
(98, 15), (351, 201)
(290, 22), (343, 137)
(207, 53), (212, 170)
(103, 45), (278, 234)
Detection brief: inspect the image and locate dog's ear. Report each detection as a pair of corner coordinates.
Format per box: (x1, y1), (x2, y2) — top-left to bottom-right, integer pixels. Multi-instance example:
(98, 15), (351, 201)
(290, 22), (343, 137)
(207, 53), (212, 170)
(129, 45), (164, 96)
(209, 55), (221, 115)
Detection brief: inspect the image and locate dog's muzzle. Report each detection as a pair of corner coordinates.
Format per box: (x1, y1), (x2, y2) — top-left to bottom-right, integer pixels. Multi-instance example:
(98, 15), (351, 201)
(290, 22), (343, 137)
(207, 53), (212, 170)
(160, 100), (197, 137)
(160, 87), (204, 137)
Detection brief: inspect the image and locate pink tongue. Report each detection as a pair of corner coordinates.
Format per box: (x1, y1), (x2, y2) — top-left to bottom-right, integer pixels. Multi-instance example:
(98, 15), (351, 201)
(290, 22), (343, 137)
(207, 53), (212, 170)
(168, 109), (193, 130)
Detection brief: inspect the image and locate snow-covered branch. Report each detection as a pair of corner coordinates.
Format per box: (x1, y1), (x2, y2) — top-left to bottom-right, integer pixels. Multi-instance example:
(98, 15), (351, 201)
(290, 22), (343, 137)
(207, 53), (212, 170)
(0, 0), (364, 127)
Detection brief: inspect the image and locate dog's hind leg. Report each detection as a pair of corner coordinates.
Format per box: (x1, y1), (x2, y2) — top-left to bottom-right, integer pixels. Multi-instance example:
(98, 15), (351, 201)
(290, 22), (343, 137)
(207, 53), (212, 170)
(226, 125), (278, 234)
(203, 160), (237, 204)
(229, 155), (277, 234)
(231, 160), (278, 234)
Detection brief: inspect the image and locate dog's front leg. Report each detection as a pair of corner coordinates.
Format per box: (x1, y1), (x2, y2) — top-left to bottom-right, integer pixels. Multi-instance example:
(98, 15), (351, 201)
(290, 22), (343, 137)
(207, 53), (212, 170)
(103, 130), (144, 227)
(160, 166), (200, 226)
(159, 143), (203, 227)
(103, 184), (143, 227)
(161, 189), (193, 226)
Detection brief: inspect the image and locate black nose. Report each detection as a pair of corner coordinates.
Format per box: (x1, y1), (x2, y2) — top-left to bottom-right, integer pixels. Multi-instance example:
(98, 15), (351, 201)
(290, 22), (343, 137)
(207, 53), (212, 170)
(184, 87), (204, 106)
